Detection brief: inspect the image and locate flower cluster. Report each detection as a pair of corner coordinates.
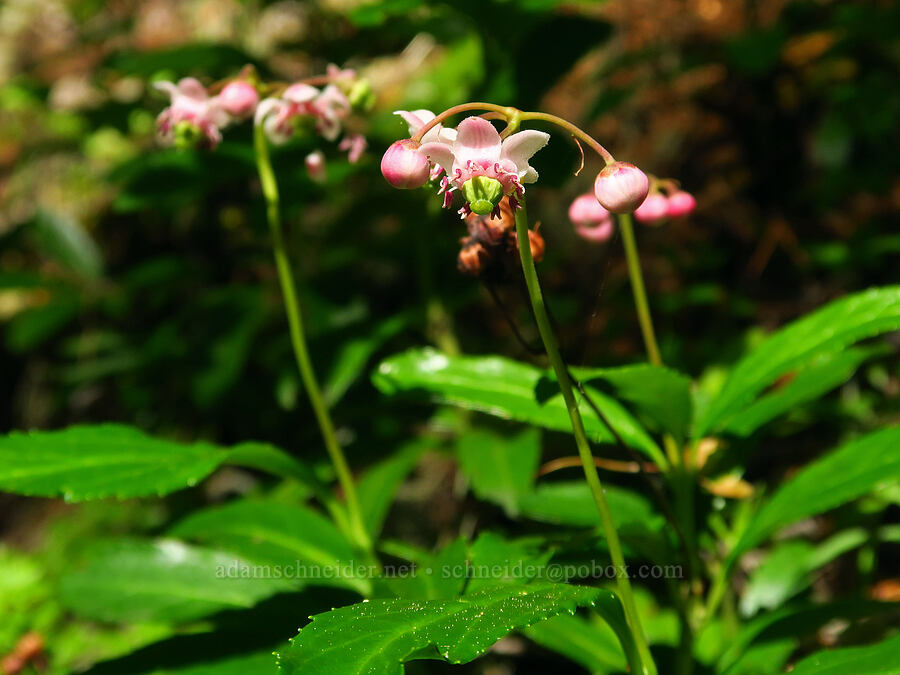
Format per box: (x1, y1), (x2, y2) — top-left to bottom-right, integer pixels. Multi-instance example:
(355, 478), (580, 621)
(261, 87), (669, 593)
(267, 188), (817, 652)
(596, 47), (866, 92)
(633, 183), (696, 225)
(569, 193), (614, 243)
(382, 113), (549, 219)
(154, 65), (371, 180)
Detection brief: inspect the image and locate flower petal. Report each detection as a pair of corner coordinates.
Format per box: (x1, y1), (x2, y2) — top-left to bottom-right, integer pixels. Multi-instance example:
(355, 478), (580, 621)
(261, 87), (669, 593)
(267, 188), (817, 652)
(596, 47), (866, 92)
(176, 77), (208, 101)
(283, 83), (319, 103)
(419, 141), (455, 177)
(395, 109), (433, 135)
(453, 117), (501, 169)
(500, 129), (550, 176)
(254, 98), (282, 126)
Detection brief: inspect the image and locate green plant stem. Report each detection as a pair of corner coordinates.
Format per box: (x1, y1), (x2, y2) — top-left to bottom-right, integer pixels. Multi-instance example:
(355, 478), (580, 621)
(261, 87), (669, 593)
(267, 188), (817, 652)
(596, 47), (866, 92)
(617, 213), (663, 368)
(514, 201), (656, 675)
(253, 123), (371, 553)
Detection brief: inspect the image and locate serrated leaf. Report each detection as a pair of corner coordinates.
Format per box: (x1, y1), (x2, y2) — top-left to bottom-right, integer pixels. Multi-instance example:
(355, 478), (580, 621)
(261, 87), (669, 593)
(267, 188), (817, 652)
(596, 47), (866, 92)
(169, 500), (369, 595)
(732, 427), (900, 558)
(0, 424), (317, 501)
(723, 347), (878, 437)
(60, 540), (295, 623)
(790, 634), (900, 674)
(696, 286), (900, 437)
(456, 429), (541, 516)
(278, 583), (636, 675)
(373, 348), (662, 462)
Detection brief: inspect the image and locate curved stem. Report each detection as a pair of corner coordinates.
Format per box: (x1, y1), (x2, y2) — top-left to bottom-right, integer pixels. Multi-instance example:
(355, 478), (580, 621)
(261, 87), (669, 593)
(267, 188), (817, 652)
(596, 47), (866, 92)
(519, 111), (615, 165)
(411, 102), (515, 143)
(514, 201), (657, 675)
(253, 123), (371, 553)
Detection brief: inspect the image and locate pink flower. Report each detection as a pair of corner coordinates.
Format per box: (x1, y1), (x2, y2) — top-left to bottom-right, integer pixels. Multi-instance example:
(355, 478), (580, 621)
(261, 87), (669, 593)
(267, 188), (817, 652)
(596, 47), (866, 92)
(593, 161), (650, 213)
(381, 139), (430, 189)
(419, 116), (549, 218)
(666, 190), (696, 218)
(305, 151), (327, 183)
(154, 77), (229, 149)
(634, 193), (669, 225)
(569, 193), (614, 243)
(219, 81), (259, 118)
(395, 109), (457, 145)
(338, 133), (367, 163)
(255, 83), (351, 145)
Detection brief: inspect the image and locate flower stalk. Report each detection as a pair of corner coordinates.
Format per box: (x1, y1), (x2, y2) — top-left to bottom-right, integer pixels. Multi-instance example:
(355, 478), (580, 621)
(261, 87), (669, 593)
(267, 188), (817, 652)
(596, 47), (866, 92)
(514, 199), (657, 675)
(253, 123), (371, 553)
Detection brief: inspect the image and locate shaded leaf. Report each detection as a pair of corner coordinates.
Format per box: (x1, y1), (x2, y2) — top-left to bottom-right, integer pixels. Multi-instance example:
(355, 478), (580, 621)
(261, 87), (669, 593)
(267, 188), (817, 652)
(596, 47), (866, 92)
(790, 634), (900, 674)
(456, 429), (541, 516)
(357, 441), (426, 539)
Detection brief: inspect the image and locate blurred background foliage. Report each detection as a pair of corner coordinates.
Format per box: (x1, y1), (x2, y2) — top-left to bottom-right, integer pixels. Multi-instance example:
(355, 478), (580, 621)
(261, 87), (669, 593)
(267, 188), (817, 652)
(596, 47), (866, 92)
(1, 0), (899, 671)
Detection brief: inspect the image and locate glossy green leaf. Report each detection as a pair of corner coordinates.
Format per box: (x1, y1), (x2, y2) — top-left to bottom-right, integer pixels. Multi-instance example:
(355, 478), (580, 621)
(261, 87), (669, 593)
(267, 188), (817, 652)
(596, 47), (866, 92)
(696, 286), (900, 437)
(278, 583), (634, 675)
(60, 540), (295, 623)
(523, 614), (625, 674)
(723, 348), (877, 437)
(733, 427), (900, 557)
(373, 348), (662, 462)
(790, 634), (900, 674)
(575, 364), (693, 442)
(169, 500), (369, 595)
(518, 481), (661, 531)
(456, 429), (541, 516)
(0, 424), (316, 501)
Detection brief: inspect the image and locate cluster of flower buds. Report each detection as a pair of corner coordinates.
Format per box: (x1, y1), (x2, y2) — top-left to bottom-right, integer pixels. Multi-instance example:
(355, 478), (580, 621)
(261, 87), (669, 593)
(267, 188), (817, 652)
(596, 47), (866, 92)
(633, 180), (696, 226)
(154, 64), (373, 181)
(568, 193), (614, 243)
(457, 196), (544, 279)
(382, 112), (549, 220)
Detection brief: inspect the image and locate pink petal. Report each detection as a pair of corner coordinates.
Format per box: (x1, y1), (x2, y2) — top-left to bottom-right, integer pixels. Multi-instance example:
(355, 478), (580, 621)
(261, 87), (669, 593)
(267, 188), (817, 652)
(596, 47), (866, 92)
(177, 77), (208, 101)
(283, 83), (319, 103)
(419, 141), (455, 177)
(453, 117), (501, 169)
(500, 130), (550, 178)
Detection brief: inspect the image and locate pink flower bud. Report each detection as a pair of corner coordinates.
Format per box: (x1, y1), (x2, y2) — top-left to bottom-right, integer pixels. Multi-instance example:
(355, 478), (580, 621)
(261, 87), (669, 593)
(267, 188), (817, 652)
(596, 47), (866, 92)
(568, 193), (611, 228)
(576, 220), (614, 243)
(634, 193), (669, 225)
(666, 190), (696, 218)
(381, 139), (430, 189)
(305, 151), (327, 183)
(219, 81), (259, 118)
(593, 162), (650, 213)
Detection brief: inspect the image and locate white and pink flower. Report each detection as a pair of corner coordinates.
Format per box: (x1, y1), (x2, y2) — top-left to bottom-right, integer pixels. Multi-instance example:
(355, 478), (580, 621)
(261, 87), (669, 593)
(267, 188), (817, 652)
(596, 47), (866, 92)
(255, 83), (351, 145)
(418, 116), (549, 218)
(395, 109), (458, 180)
(568, 193), (614, 243)
(154, 77), (230, 149)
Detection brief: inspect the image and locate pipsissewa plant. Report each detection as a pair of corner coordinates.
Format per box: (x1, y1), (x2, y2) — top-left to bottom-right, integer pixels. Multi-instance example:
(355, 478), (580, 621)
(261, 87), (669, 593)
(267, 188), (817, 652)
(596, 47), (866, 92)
(1, 76), (900, 675)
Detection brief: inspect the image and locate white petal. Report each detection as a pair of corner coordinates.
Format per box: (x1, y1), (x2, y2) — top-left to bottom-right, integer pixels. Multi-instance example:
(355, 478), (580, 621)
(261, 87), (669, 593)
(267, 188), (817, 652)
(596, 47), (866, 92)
(452, 117), (501, 168)
(283, 83), (319, 103)
(254, 98), (281, 126)
(521, 166), (539, 184)
(419, 142), (455, 177)
(500, 130), (550, 175)
(152, 81), (179, 99)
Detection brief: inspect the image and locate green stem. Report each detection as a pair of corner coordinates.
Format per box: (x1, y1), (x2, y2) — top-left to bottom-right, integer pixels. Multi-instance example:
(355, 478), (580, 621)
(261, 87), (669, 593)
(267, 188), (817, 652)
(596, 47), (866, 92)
(253, 123), (371, 553)
(617, 212), (663, 368)
(519, 111), (615, 165)
(514, 201), (657, 675)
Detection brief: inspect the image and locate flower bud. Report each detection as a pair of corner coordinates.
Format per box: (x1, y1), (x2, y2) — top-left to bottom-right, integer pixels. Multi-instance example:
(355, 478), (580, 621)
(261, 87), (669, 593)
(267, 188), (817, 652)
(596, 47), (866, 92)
(634, 193), (669, 225)
(568, 193), (611, 228)
(219, 81), (259, 118)
(462, 176), (504, 216)
(593, 162), (649, 213)
(305, 151), (327, 183)
(666, 190), (696, 218)
(576, 220), (614, 243)
(381, 139), (430, 189)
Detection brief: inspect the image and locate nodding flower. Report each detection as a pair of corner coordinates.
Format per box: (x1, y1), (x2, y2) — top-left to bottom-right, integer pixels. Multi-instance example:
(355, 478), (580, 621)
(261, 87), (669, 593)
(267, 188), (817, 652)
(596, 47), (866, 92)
(634, 193), (670, 225)
(418, 116), (549, 219)
(218, 81), (259, 119)
(381, 139), (431, 189)
(593, 161), (650, 214)
(154, 77), (230, 150)
(395, 109), (457, 180)
(666, 190), (696, 218)
(568, 193), (614, 243)
(255, 82), (351, 145)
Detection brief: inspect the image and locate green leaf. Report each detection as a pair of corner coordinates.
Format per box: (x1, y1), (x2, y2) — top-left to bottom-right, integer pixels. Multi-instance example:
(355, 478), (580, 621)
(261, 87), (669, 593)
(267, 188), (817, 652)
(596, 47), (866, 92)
(790, 634), (900, 674)
(723, 348), (877, 437)
(169, 500), (368, 595)
(733, 427), (900, 557)
(517, 481), (660, 531)
(357, 441), (426, 538)
(456, 429), (541, 516)
(0, 424), (317, 501)
(575, 364), (693, 442)
(278, 583), (636, 675)
(523, 614), (626, 674)
(373, 348), (662, 462)
(695, 287), (900, 437)
(31, 209), (103, 280)
(60, 540), (295, 623)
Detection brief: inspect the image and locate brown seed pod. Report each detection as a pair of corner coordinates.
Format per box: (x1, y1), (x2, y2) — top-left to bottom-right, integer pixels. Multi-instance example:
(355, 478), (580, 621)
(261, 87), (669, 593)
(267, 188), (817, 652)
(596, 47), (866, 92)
(457, 240), (490, 277)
